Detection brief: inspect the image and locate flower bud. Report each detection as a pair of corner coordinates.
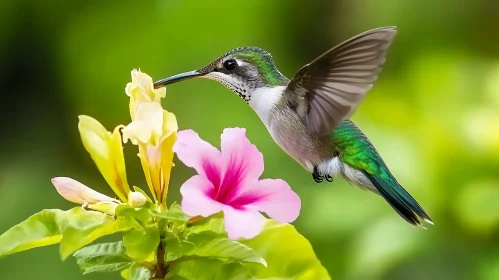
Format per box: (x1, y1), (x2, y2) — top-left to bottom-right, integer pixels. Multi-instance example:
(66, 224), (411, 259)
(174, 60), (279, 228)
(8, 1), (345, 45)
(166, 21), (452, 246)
(51, 177), (117, 205)
(128, 191), (147, 207)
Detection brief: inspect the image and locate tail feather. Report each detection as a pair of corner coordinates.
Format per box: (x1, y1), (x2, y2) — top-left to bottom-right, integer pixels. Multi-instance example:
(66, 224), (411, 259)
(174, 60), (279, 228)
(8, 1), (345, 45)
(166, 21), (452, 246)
(362, 171), (433, 226)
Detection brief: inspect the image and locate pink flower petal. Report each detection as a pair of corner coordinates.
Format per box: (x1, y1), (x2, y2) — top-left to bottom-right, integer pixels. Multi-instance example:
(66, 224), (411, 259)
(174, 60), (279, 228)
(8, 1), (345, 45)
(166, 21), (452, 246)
(223, 206), (265, 240)
(234, 179), (301, 224)
(216, 128), (264, 203)
(180, 175), (223, 217)
(173, 130), (223, 186)
(176, 127), (301, 240)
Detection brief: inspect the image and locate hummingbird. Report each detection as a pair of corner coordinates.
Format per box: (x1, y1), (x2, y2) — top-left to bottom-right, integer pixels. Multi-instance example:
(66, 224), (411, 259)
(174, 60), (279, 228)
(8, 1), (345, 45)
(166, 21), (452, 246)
(154, 27), (433, 227)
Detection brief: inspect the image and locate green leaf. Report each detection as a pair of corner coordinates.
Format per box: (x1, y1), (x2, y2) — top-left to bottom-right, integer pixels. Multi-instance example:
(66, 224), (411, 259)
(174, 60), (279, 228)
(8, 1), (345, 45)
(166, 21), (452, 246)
(165, 231), (266, 266)
(115, 204), (150, 224)
(123, 227), (160, 261)
(166, 258), (251, 280)
(121, 266), (151, 280)
(150, 202), (189, 223)
(73, 241), (132, 274)
(60, 210), (139, 260)
(0, 207), (134, 260)
(0, 209), (66, 257)
(186, 216), (224, 235)
(240, 219), (331, 280)
(164, 237), (183, 262)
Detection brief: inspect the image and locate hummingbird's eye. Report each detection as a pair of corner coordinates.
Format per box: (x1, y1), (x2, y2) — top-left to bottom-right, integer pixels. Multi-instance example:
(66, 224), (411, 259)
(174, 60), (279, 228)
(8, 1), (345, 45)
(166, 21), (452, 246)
(223, 59), (238, 71)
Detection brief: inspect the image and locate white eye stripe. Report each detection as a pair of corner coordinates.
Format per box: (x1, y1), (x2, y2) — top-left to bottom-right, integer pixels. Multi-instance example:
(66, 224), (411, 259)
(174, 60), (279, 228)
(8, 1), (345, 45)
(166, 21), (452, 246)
(235, 59), (246, 67)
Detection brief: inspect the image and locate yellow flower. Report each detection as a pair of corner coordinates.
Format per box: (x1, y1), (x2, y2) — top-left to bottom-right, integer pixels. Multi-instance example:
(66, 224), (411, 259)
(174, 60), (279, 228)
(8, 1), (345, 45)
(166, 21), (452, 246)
(122, 102), (177, 205)
(122, 70), (177, 207)
(50, 69), (172, 215)
(125, 69), (166, 119)
(78, 115), (130, 202)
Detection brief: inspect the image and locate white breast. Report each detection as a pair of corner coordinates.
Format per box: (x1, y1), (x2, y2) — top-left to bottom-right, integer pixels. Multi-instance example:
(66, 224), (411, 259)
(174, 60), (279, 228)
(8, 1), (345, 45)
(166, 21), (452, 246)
(248, 86), (286, 125)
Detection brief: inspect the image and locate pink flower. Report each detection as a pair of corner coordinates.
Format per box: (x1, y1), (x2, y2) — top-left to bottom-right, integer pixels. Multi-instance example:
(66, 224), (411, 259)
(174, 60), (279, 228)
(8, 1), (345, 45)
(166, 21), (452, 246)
(173, 128), (301, 240)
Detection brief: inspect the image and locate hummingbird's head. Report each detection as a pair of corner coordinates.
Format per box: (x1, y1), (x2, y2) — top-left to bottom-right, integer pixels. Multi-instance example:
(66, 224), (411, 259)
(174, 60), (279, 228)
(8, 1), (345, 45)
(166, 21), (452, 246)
(154, 47), (288, 103)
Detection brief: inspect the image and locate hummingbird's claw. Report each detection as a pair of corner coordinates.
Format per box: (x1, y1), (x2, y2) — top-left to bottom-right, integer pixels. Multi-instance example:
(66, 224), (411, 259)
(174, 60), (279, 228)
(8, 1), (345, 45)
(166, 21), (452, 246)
(313, 176), (323, 183)
(312, 166), (324, 183)
(325, 174), (333, 182)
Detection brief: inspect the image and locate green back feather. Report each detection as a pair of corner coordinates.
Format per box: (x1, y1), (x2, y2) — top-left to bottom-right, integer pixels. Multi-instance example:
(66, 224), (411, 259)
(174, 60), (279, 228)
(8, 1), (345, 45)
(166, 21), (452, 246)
(331, 119), (385, 176)
(332, 120), (432, 225)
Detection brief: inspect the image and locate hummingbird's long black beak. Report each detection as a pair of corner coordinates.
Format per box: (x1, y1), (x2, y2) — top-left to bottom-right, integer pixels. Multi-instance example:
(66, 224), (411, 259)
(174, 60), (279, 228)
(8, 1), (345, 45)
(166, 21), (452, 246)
(153, 70), (205, 89)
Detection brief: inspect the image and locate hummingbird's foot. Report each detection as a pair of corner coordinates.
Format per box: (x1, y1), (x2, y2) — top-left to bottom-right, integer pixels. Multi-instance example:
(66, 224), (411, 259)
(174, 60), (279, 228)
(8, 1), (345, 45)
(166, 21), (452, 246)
(312, 166), (324, 183)
(325, 174), (333, 182)
(313, 174), (323, 183)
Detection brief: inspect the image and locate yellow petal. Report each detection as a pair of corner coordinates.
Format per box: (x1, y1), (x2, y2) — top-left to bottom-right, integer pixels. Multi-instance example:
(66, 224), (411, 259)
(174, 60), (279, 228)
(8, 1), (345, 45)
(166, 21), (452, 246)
(142, 144), (163, 201)
(126, 84), (151, 119)
(122, 102), (164, 146)
(51, 177), (117, 205)
(137, 143), (156, 201)
(147, 145), (163, 192)
(78, 115), (110, 159)
(137, 141), (174, 204)
(158, 111), (177, 204)
(126, 69), (166, 119)
(130, 69), (166, 101)
(131, 69), (154, 94)
(147, 117), (177, 204)
(160, 111), (178, 143)
(153, 87), (166, 102)
(135, 102), (164, 142)
(126, 83), (151, 103)
(110, 125), (131, 197)
(78, 115), (130, 202)
(122, 121), (150, 145)
(142, 111), (177, 202)
(159, 131), (177, 204)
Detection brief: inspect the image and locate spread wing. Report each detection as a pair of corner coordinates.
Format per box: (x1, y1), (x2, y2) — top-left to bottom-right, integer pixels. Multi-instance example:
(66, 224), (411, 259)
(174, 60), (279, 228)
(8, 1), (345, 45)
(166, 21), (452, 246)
(285, 26), (397, 135)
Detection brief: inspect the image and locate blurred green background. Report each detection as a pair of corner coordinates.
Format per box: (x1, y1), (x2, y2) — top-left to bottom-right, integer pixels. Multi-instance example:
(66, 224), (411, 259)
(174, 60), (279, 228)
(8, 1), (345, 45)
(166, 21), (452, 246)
(1, 0), (499, 279)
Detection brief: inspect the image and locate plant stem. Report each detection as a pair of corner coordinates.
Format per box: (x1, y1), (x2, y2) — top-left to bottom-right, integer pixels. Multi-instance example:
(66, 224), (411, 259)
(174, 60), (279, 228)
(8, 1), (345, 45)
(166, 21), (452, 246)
(153, 239), (167, 278)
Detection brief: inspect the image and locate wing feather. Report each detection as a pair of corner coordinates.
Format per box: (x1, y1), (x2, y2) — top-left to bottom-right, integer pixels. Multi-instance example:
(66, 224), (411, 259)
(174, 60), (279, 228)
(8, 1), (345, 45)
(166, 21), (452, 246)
(285, 27), (397, 135)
